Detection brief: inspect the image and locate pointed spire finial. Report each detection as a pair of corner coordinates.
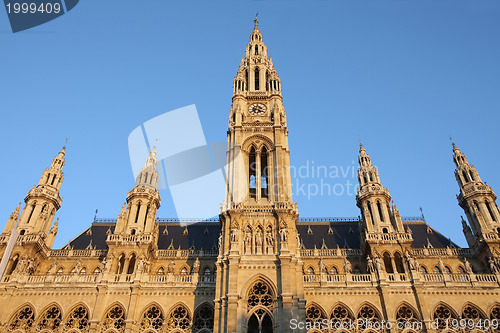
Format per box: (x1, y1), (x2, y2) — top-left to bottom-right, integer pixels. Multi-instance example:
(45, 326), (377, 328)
(254, 13), (259, 27)
(63, 137), (68, 150)
(358, 135), (363, 149)
(449, 135), (456, 148)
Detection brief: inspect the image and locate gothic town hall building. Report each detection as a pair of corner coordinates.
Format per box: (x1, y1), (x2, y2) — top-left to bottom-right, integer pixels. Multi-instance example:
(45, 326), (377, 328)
(1, 20), (500, 333)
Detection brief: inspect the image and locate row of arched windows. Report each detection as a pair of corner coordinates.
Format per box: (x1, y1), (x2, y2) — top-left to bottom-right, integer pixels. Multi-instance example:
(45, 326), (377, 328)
(7, 302), (214, 332)
(305, 301), (500, 332)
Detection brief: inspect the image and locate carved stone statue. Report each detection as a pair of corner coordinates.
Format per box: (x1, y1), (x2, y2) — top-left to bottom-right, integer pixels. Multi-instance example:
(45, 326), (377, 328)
(265, 229), (274, 246)
(26, 258), (36, 275)
(193, 258), (200, 274)
(375, 256), (384, 272)
(255, 229), (263, 247)
(74, 260), (83, 274)
(13, 256), (27, 275)
(230, 228), (238, 243)
(218, 233), (222, 249)
(167, 260), (175, 274)
(438, 258), (446, 274)
(245, 229), (252, 252)
(344, 258), (352, 274)
(367, 256), (375, 273)
(279, 228), (288, 243)
(48, 261), (58, 275)
(136, 257), (145, 274)
(319, 259), (327, 274)
(488, 257), (498, 273)
(464, 259), (473, 274)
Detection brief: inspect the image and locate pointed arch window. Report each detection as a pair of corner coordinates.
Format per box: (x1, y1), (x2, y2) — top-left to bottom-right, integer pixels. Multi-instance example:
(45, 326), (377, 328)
(367, 201), (374, 225)
(261, 147), (268, 199)
(36, 305), (62, 331)
(193, 304), (214, 333)
(127, 253), (136, 274)
(8, 305), (35, 331)
(101, 304), (126, 332)
(249, 147), (257, 199)
(254, 67), (260, 91)
(377, 201), (385, 222)
(383, 253), (393, 273)
(140, 304), (164, 331)
(394, 252), (405, 273)
(65, 304), (90, 331)
(167, 304), (191, 331)
(463, 170), (469, 184)
(254, 44), (259, 55)
(485, 200), (497, 222)
(27, 203), (36, 224)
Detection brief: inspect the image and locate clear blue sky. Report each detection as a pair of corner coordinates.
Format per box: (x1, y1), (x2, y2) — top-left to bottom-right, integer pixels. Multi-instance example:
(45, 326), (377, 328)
(1, 1), (500, 249)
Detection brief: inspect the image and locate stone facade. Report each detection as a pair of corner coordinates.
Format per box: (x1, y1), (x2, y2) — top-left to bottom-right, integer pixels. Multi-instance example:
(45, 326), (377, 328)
(0, 19), (500, 333)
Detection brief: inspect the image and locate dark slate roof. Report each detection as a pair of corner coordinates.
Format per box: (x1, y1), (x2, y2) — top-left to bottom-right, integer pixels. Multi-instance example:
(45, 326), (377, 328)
(405, 221), (459, 248)
(61, 218), (460, 250)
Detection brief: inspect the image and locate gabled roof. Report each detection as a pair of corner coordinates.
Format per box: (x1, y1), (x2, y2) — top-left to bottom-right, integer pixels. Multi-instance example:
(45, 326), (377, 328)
(62, 218), (461, 251)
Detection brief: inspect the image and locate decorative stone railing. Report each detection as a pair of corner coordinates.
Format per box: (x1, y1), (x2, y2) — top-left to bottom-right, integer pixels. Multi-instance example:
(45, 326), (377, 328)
(50, 249), (108, 258)
(410, 248), (472, 258)
(106, 234), (153, 243)
(365, 233), (413, 243)
(156, 249), (218, 258)
(299, 248), (362, 257)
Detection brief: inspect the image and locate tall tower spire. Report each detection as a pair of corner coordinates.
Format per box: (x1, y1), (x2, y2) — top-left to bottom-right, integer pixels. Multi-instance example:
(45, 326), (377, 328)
(112, 147), (160, 235)
(216, 21), (305, 333)
(14, 146), (65, 237)
(356, 144), (412, 249)
(453, 142), (500, 249)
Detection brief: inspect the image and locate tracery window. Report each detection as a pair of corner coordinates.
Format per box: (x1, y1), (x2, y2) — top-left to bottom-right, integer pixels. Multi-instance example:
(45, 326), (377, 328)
(433, 304), (457, 330)
(193, 304), (214, 332)
(330, 266), (338, 274)
(140, 305), (164, 332)
(357, 304), (380, 330)
(101, 304), (126, 332)
(330, 304), (354, 328)
(65, 304), (90, 331)
(306, 304), (326, 327)
(395, 304), (419, 331)
(8, 305), (35, 331)
(36, 305), (62, 331)
(166, 305), (191, 331)
(461, 304), (485, 331)
(247, 281), (273, 310)
(491, 304), (500, 333)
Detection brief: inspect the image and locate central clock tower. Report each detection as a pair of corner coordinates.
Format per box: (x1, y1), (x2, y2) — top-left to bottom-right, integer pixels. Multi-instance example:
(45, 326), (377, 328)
(215, 19), (306, 333)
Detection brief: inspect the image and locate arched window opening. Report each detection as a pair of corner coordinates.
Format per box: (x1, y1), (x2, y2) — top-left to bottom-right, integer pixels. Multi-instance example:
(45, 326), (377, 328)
(7, 255), (19, 275)
(193, 304), (214, 333)
(157, 267), (165, 275)
(463, 170), (469, 184)
(307, 267), (315, 275)
(19, 229), (25, 235)
(420, 266), (428, 274)
(367, 201), (374, 225)
(357, 304), (380, 330)
(457, 266), (466, 274)
(131, 229), (136, 235)
(247, 281), (274, 311)
(444, 266), (452, 274)
(181, 267), (188, 275)
(382, 228), (388, 234)
(368, 171), (372, 182)
(167, 305), (191, 331)
(306, 304), (326, 329)
(461, 304), (485, 323)
(140, 304), (164, 331)
(363, 173), (368, 184)
(469, 170), (475, 181)
(353, 266), (361, 274)
(396, 304), (419, 329)
(377, 201), (384, 222)
(254, 44), (259, 55)
(117, 254), (125, 274)
(254, 67), (260, 91)
(485, 200), (497, 222)
(330, 304), (354, 328)
(490, 305), (500, 323)
(144, 205), (149, 226)
(51, 174), (56, 185)
(127, 254), (136, 274)
(261, 147), (268, 199)
(383, 253), (393, 273)
(248, 311), (272, 333)
(433, 266), (441, 274)
(331, 266), (338, 275)
(36, 305), (62, 331)
(65, 304), (90, 331)
(249, 147), (257, 199)
(394, 252), (405, 273)
(27, 203), (36, 224)
(101, 304), (126, 332)
(8, 305), (35, 331)
(134, 202), (141, 224)
(433, 304), (457, 330)
(204, 267), (211, 275)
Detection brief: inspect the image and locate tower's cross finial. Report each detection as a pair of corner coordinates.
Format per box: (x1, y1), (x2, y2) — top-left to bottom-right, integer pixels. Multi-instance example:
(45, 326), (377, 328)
(449, 135), (456, 148)
(358, 135), (363, 148)
(254, 13), (259, 27)
(63, 137), (68, 150)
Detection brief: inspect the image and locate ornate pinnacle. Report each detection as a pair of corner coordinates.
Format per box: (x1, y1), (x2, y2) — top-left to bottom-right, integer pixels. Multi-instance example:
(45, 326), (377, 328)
(254, 13), (259, 27)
